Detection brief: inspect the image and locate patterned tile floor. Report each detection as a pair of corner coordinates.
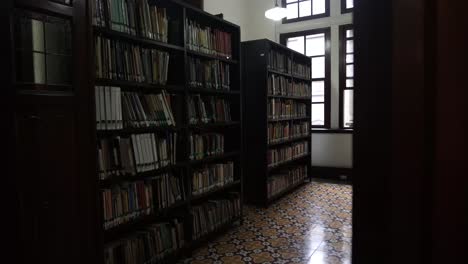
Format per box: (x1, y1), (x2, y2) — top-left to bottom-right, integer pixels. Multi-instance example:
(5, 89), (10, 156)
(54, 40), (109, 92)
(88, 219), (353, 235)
(181, 181), (352, 264)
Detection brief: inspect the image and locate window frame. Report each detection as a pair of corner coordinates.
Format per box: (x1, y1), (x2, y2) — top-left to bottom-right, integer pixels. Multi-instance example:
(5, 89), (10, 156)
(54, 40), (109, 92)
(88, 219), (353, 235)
(280, 28), (331, 129)
(282, 0), (330, 24)
(339, 24), (354, 129)
(341, 0), (353, 14)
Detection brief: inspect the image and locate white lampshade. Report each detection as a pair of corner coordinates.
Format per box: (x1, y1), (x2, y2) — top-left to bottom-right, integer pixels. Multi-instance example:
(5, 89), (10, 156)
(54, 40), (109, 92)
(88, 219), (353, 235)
(265, 2), (287, 21)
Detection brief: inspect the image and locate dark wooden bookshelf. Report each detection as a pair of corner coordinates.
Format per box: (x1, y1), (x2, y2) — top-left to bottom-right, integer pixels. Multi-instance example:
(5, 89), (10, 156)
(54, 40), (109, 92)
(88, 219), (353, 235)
(242, 39), (312, 206)
(89, 0), (243, 263)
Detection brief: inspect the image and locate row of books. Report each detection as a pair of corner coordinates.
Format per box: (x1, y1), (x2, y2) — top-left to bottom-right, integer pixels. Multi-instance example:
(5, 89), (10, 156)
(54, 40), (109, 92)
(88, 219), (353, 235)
(95, 35), (170, 84)
(188, 95), (232, 125)
(95, 87), (177, 130)
(267, 141), (309, 167)
(268, 74), (311, 97)
(104, 219), (185, 264)
(268, 121), (310, 144)
(188, 57), (231, 90)
(192, 162), (235, 195)
(192, 193), (241, 239)
(268, 165), (308, 198)
(268, 50), (291, 73)
(102, 173), (184, 230)
(292, 62), (311, 79)
(97, 132), (177, 179)
(185, 18), (233, 58)
(102, 180), (153, 230)
(122, 91), (176, 128)
(268, 99), (308, 120)
(92, 0), (169, 43)
(189, 133), (224, 161)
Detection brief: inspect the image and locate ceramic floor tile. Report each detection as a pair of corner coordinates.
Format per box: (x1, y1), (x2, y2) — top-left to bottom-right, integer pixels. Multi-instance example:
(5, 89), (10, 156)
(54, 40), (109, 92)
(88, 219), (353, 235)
(180, 181), (352, 264)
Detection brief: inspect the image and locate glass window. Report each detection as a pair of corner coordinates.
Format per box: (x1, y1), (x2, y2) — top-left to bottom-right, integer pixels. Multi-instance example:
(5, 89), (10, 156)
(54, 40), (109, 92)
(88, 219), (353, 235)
(343, 90), (354, 128)
(312, 103), (325, 126)
(14, 11), (72, 90)
(284, 0), (329, 22)
(311, 81), (325, 102)
(312, 57), (325, 78)
(340, 25), (354, 128)
(306, 33), (325, 56)
(287, 36), (305, 54)
(341, 0), (353, 13)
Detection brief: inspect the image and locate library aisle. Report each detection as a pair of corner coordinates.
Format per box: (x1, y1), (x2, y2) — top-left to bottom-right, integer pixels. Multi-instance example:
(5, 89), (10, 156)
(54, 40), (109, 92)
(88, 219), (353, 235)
(180, 181), (352, 264)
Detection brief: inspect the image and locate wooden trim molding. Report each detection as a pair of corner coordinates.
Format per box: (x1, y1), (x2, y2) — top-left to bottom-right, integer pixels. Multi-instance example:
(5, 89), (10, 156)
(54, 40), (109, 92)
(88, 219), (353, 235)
(310, 166), (353, 182)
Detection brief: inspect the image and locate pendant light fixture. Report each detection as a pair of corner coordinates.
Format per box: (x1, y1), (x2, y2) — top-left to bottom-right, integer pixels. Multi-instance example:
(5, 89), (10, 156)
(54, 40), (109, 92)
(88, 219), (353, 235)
(265, 0), (288, 21)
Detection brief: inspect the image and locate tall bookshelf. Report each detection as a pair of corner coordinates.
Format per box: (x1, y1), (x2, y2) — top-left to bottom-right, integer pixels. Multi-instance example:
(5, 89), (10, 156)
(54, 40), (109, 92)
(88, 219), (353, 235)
(242, 39), (311, 206)
(89, 0), (242, 263)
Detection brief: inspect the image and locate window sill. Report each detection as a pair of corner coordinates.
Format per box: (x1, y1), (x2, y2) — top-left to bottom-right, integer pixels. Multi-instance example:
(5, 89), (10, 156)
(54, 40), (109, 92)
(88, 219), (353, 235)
(311, 128), (353, 134)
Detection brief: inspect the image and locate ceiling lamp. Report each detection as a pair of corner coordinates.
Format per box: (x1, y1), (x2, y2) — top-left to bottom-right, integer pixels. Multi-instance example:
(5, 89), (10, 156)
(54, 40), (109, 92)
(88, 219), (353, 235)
(265, 0), (288, 21)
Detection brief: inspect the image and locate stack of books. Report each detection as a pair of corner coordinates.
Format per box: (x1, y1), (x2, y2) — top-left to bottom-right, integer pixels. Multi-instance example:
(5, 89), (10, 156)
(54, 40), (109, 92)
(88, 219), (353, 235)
(268, 49), (291, 73)
(187, 95), (232, 124)
(188, 133), (224, 161)
(97, 132), (177, 179)
(268, 165), (308, 198)
(185, 18), (232, 58)
(95, 35), (170, 84)
(268, 99), (307, 120)
(104, 219), (185, 264)
(267, 141), (309, 167)
(192, 193), (241, 239)
(192, 162), (235, 195)
(92, 0), (169, 42)
(188, 57), (231, 90)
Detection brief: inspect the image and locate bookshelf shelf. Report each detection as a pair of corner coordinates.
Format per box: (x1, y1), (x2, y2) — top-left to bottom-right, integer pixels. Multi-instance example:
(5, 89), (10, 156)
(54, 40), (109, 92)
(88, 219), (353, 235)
(187, 50), (238, 64)
(243, 39), (312, 206)
(268, 135), (311, 147)
(267, 179), (307, 203)
(268, 95), (311, 100)
(93, 26), (186, 52)
(95, 78), (185, 93)
(90, 0), (243, 262)
(267, 154), (311, 172)
(191, 180), (242, 202)
(268, 116), (310, 122)
(268, 68), (291, 77)
(188, 87), (241, 95)
(188, 151), (240, 165)
(188, 121), (241, 129)
(97, 126), (181, 137)
(189, 216), (242, 249)
(99, 164), (182, 186)
(292, 75), (312, 82)
(104, 200), (189, 243)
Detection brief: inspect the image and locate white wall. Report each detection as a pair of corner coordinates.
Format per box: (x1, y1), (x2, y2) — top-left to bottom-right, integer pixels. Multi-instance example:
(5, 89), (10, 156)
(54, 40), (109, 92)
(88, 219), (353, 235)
(203, 0), (249, 40)
(204, 0), (353, 168)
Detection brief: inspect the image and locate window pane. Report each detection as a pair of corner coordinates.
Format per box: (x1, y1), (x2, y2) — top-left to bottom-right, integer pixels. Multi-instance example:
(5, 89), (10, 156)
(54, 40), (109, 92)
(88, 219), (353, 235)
(312, 56), (325, 79)
(306, 33), (325, 56)
(16, 51), (46, 84)
(346, 64), (354, 77)
(47, 54), (71, 85)
(287, 36), (305, 54)
(45, 18), (71, 54)
(312, 103), (325, 126)
(286, 0), (297, 3)
(346, 54), (354, 63)
(346, 40), (354, 53)
(15, 16), (44, 52)
(346, 78), (354, 88)
(346, 29), (354, 38)
(312, 81), (325, 102)
(312, 0), (326, 15)
(299, 0), (311, 17)
(346, 0), (354, 9)
(344, 90), (354, 128)
(287, 3), (298, 19)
